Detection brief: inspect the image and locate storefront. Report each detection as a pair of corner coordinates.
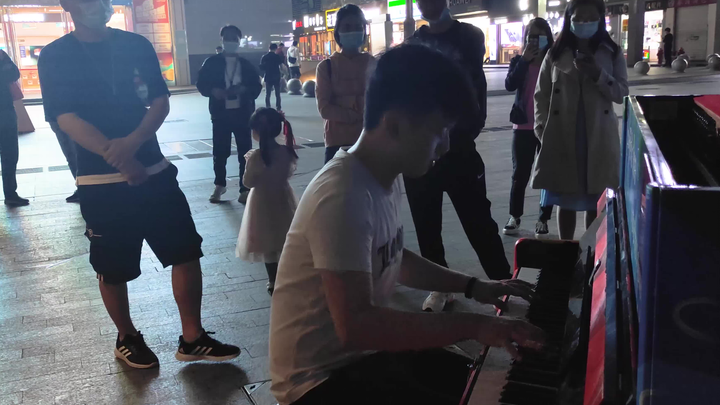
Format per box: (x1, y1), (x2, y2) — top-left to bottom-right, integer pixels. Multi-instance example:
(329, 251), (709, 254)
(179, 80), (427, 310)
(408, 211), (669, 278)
(670, 0), (715, 61)
(387, 0), (425, 46)
(0, 0), (186, 97)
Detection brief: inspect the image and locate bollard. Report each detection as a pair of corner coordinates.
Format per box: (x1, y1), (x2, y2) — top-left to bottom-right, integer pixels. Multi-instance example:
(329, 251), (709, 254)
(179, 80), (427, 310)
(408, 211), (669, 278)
(672, 58), (688, 72)
(634, 61), (650, 75)
(302, 80), (316, 98)
(287, 79), (303, 95)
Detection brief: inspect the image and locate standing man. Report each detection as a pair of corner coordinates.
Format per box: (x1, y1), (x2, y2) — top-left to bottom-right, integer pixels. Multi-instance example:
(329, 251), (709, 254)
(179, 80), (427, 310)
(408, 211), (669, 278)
(197, 25), (262, 204)
(287, 40), (301, 79)
(663, 27), (674, 67)
(38, 0), (241, 369)
(261, 43), (284, 112)
(0, 50), (29, 207)
(408, 0), (510, 312)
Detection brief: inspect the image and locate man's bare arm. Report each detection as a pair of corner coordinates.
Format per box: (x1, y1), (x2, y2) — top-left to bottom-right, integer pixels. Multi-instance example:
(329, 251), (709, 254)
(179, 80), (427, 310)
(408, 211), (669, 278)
(399, 249), (536, 310)
(56, 113), (111, 156)
(321, 270), (544, 357)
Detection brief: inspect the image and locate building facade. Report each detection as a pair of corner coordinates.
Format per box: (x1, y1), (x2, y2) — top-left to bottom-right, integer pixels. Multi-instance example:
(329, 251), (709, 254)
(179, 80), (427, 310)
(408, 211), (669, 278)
(0, 0), (191, 97)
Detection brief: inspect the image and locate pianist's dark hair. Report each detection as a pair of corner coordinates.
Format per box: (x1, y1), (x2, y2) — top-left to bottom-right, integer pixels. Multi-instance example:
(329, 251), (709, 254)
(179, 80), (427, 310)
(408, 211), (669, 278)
(550, 0), (619, 61)
(364, 44), (478, 131)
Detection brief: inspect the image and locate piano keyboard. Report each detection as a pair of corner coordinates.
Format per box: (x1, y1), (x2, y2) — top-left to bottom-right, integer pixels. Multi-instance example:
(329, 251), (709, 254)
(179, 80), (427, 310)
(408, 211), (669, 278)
(468, 263), (577, 405)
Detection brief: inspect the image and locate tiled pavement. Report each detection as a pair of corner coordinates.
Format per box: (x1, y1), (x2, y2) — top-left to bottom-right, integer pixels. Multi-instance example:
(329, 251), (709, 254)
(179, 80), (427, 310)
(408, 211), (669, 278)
(4, 74), (720, 404)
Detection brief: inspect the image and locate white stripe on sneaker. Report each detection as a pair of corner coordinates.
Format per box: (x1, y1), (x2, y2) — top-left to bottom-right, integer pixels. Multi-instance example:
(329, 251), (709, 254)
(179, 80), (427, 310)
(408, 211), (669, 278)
(122, 348), (131, 356)
(202, 347), (213, 356)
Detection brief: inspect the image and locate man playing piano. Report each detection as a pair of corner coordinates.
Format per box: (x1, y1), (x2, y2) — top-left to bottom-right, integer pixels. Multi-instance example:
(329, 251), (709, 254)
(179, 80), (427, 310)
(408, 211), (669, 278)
(269, 44), (544, 405)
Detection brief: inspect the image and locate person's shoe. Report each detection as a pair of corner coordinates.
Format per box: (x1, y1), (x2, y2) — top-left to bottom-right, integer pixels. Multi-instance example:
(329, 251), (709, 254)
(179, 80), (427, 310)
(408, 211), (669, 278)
(4, 194), (29, 207)
(175, 330), (241, 362)
(209, 186), (226, 203)
(422, 292), (455, 312)
(267, 282), (274, 296)
(503, 217), (521, 235)
(114, 331), (159, 369)
(535, 221), (550, 239)
(65, 190), (80, 203)
(238, 190), (250, 204)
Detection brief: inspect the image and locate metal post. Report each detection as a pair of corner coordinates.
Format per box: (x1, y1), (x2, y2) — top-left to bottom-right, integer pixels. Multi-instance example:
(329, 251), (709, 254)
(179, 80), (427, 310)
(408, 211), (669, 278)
(404, 0), (415, 40)
(626, 0), (645, 66)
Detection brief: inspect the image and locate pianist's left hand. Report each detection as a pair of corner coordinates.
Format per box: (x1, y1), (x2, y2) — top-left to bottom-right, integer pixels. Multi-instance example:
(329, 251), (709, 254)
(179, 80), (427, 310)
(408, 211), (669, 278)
(470, 279), (535, 311)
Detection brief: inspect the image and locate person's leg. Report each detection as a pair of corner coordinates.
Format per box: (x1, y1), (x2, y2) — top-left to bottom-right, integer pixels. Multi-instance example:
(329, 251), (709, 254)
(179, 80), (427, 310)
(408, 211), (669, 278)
(50, 121), (78, 179)
(509, 129), (537, 219)
(294, 350), (470, 405)
(265, 263), (278, 284)
(99, 281), (137, 338)
(539, 204), (553, 222)
(558, 208), (577, 240)
(172, 259), (204, 342)
(446, 153), (512, 280)
(585, 209), (597, 230)
(404, 172), (448, 268)
(232, 110), (253, 192)
(265, 81), (273, 108)
(274, 80), (282, 110)
(324, 145), (341, 164)
(212, 115), (232, 188)
(0, 110), (19, 198)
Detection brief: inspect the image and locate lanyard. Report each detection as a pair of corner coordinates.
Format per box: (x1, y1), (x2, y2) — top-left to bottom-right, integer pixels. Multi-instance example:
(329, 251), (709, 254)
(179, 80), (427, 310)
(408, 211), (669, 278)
(225, 56), (240, 87)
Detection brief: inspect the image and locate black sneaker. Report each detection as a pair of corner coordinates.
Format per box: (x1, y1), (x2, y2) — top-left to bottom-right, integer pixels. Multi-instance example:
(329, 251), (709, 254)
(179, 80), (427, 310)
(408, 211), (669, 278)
(535, 221), (550, 239)
(4, 194), (29, 207)
(175, 330), (241, 362)
(114, 332), (159, 369)
(66, 190), (80, 203)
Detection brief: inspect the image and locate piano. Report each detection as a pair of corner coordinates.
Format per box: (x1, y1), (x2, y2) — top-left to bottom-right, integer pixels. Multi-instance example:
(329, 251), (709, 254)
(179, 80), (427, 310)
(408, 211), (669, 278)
(463, 95), (720, 405)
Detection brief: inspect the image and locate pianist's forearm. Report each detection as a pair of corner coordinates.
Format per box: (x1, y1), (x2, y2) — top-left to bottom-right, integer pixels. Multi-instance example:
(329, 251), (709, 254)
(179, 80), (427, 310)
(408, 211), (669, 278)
(398, 249), (473, 293)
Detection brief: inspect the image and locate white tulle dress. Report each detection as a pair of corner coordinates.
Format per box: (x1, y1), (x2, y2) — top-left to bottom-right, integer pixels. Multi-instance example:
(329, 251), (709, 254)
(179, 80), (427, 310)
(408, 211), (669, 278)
(236, 147), (298, 263)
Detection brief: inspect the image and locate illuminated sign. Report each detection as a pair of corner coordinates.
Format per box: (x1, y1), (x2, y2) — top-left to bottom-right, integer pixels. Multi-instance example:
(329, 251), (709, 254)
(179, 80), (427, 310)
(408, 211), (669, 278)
(303, 13), (325, 31)
(326, 8), (340, 31)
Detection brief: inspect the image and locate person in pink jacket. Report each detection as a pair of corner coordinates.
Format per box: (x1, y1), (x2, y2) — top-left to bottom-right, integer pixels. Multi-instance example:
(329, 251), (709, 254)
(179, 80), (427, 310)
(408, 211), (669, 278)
(315, 4), (375, 164)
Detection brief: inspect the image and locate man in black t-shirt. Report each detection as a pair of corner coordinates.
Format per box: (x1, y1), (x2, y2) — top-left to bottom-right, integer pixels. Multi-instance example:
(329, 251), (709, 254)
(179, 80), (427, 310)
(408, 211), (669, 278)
(407, 0), (510, 313)
(39, 0), (240, 370)
(663, 28), (674, 67)
(261, 43), (284, 111)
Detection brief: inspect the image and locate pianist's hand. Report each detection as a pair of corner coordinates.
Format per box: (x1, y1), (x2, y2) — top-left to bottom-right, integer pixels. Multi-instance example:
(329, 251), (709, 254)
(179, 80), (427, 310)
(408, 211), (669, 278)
(480, 317), (545, 360)
(470, 279), (535, 311)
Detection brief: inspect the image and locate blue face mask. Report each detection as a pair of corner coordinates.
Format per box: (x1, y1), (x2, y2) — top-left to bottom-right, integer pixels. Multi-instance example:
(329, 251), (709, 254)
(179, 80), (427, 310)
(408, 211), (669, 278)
(338, 31), (365, 50)
(570, 21), (599, 39)
(538, 35), (549, 50)
(423, 7), (452, 26)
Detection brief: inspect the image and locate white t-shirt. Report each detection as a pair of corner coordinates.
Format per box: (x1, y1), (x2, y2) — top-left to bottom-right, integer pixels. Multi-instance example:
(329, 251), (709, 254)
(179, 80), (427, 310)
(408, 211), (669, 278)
(287, 46), (300, 67)
(225, 55), (242, 109)
(269, 150), (404, 405)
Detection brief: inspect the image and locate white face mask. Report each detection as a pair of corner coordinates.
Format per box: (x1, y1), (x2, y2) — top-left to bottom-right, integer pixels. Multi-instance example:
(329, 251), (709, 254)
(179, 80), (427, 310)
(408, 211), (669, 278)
(223, 41), (240, 54)
(74, 0), (114, 30)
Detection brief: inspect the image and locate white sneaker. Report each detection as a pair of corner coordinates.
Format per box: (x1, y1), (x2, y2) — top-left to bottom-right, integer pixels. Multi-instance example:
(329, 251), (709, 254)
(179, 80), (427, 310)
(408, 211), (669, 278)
(422, 292), (455, 312)
(238, 190), (250, 204)
(503, 217), (521, 235)
(209, 186), (226, 203)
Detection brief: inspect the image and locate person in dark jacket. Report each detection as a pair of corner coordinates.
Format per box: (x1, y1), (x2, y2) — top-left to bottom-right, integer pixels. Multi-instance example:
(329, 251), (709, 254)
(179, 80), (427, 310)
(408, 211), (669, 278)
(663, 28), (674, 68)
(260, 43), (284, 111)
(0, 50), (28, 206)
(408, 0), (510, 313)
(197, 25), (262, 204)
(503, 18), (554, 238)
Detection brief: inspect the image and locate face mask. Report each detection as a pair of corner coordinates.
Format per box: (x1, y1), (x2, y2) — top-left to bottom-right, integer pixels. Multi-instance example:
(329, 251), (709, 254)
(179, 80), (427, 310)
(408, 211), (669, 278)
(74, 0), (114, 30)
(338, 31), (365, 50)
(423, 7), (452, 26)
(538, 35), (549, 50)
(223, 41), (240, 54)
(570, 21), (598, 39)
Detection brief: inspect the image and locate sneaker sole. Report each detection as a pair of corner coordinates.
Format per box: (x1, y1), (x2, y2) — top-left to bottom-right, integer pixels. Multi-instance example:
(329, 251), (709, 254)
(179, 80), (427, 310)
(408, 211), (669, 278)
(503, 228), (520, 235)
(114, 348), (159, 369)
(175, 351), (241, 362)
(535, 233), (552, 239)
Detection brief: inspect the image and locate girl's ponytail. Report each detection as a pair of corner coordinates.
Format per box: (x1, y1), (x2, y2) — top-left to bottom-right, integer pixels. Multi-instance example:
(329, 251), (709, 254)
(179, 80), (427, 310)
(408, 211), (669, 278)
(283, 117), (299, 159)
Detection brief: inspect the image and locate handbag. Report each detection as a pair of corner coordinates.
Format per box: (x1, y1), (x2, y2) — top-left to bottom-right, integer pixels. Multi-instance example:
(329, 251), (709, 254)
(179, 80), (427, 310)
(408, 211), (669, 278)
(9, 81), (23, 101)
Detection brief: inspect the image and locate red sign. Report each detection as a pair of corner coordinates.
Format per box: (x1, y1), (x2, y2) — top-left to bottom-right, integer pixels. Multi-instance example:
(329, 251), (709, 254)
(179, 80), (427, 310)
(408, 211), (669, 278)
(132, 0), (175, 84)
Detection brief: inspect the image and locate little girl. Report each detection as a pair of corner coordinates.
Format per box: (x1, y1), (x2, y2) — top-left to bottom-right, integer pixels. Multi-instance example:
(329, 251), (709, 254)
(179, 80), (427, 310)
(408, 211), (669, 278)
(236, 108), (299, 295)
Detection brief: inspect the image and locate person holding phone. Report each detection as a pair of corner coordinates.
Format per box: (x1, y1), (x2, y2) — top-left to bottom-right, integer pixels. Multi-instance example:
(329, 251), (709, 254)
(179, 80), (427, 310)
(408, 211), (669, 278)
(533, 0), (628, 240)
(503, 18), (554, 238)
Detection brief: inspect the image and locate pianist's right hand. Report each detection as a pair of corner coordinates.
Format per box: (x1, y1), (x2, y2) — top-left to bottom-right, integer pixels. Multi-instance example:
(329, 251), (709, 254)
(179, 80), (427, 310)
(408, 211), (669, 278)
(478, 317), (545, 360)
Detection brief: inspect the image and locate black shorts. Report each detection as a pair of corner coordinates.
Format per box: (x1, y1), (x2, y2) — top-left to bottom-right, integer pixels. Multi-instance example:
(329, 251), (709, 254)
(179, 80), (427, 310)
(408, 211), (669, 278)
(79, 165), (203, 284)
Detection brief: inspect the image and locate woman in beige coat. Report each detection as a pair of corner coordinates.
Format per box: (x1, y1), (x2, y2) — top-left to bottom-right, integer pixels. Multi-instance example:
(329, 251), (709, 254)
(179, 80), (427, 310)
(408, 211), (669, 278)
(533, 0), (628, 240)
